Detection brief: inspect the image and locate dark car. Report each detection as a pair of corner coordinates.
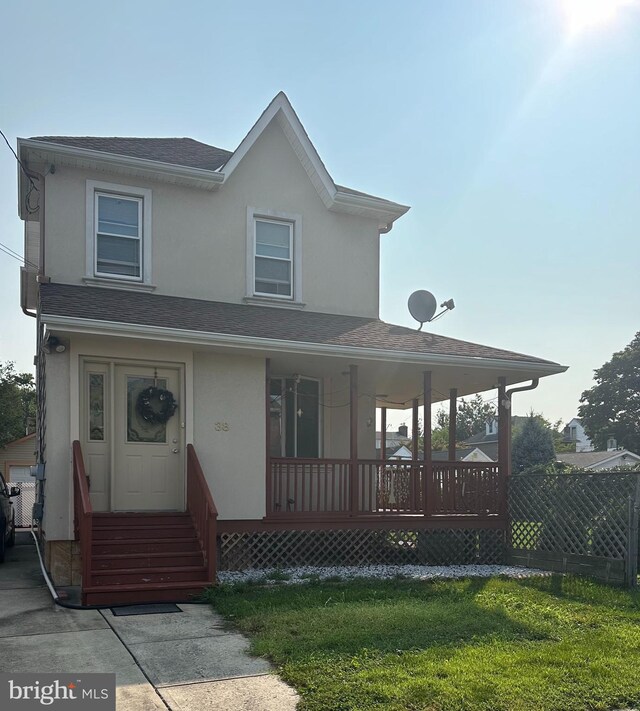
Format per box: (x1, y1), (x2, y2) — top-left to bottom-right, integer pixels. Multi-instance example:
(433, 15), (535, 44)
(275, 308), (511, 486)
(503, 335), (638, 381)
(0, 472), (19, 562)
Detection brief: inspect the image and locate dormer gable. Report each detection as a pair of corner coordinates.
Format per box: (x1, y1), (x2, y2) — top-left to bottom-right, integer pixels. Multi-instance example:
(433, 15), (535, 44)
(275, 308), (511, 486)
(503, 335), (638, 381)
(18, 92), (409, 230)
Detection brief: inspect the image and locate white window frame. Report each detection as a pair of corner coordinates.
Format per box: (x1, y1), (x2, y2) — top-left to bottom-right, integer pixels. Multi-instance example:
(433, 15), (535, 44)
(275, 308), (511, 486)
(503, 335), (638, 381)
(246, 207), (302, 303)
(86, 180), (152, 284)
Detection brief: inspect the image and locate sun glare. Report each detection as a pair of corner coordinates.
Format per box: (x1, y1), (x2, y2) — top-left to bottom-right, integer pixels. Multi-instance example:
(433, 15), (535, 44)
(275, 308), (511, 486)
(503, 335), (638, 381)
(561, 0), (636, 36)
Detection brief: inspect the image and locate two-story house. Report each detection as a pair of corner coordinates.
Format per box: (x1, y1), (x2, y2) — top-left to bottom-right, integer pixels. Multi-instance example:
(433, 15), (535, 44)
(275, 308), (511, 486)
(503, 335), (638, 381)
(17, 93), (567, 605)
(562, 417), (594, 452)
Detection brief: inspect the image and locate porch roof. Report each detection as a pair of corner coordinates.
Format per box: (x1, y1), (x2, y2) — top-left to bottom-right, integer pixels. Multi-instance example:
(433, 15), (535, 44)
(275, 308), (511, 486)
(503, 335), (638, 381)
(41, 284), (566, 380)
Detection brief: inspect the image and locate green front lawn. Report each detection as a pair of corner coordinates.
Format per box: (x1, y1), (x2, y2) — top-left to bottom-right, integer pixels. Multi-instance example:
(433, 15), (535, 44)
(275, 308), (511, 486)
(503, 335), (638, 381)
(208, 575), (640, 711)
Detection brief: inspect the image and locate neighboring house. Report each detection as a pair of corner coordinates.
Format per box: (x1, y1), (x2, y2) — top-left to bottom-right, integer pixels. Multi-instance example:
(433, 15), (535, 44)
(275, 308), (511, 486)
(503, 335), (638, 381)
(386, 445), (413, 460)
(375, 425), (410, 456)
(561, 417), (594, 452)
(0, 433), (36, 529)
(16, 92), (566, 604)
(0, 433), (36, 482)
(387, 446), (493, 462)
(433, 448), (494, 463)
(462, 416), (532, 461)
(556, 450), (640, 471)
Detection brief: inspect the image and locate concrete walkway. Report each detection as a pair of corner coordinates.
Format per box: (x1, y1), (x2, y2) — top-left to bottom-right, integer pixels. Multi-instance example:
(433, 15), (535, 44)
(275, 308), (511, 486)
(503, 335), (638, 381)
(0, 532), (298, 710)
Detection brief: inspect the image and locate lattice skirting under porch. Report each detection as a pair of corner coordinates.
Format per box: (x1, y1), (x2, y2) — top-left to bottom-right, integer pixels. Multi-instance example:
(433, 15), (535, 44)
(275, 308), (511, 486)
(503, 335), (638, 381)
(218, 527), (506, 571)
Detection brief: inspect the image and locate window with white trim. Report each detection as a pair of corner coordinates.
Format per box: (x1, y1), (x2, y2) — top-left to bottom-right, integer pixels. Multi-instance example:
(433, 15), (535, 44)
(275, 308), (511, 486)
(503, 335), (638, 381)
(254, 218), (293, 298)
(95, 193), (143, 279)
(86, 180), (152, 285)
(246, 208), (302, 304)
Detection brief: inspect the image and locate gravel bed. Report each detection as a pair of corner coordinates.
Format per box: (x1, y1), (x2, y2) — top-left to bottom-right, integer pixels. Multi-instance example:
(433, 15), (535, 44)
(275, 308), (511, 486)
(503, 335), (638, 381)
(217, 564), (550, 585)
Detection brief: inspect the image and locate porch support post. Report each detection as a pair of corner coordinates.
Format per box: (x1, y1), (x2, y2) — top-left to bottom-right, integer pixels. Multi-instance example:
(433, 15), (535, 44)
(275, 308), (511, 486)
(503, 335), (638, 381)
(381, 407), (387, 460)
(350, 364), (358, 515)
(412, 399), (419, 460)
(423, 371), (432, 516)
(497, 377), (509, 474)
(497, 376), (509, 517)
(265, 358), (272, 517)
(448, 388), (457, 461)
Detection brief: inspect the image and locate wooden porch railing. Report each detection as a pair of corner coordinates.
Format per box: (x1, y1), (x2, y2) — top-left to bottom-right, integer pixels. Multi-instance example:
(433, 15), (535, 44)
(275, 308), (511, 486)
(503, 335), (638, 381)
(430, 462), (501, 515)
(72, 440), (92, 596)
(359, 460), (424, 514)
(269, 458), (503, 518)
(186, 444), (218, 584)
(269, 458), (351, 516)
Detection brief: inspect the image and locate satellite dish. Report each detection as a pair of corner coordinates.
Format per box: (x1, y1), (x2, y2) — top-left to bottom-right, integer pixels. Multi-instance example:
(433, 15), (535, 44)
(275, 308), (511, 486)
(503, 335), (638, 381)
(408, 290), (437, 329)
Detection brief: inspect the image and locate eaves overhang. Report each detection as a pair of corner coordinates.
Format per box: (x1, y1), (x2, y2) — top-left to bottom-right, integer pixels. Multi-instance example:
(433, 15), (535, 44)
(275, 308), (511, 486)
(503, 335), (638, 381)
(17, 138), (225, 216)
(42, 313), (568, 380)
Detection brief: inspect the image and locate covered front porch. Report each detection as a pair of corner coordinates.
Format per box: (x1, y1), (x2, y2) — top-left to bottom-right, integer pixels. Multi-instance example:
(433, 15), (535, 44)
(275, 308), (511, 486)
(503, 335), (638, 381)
(263, 353), (532, 527)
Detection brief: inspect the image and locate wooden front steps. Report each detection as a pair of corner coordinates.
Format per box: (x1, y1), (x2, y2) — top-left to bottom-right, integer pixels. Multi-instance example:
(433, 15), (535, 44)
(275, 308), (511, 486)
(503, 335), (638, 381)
(84, 512), (212, 606)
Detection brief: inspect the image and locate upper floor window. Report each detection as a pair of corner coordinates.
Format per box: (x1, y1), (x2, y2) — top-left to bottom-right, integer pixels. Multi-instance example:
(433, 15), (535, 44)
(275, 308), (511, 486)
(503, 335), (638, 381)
(255, 219), (293, 298)
(246, 207), (302, 305)
(86, 180), (152, 286)
(95, 193), (142, 279)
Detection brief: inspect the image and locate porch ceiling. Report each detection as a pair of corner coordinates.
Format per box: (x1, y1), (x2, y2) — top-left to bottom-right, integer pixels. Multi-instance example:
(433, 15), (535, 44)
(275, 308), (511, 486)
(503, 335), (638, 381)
(268, 352), (561, 409)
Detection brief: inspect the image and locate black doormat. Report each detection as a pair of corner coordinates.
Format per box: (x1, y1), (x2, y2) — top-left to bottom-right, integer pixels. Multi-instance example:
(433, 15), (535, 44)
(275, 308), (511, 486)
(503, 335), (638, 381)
(111, 603), (182, 616)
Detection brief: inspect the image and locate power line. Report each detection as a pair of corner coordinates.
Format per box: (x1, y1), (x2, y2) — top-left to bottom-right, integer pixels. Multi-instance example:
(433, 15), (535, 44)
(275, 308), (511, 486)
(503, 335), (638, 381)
(0, 239), (38, 269)
(0, 129), (41, 215)
(0, 129), (39, 192)
(0, 241), (38, 270)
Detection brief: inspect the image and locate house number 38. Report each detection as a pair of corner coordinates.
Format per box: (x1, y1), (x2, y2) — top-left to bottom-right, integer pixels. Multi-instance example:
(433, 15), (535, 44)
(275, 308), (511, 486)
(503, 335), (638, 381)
(214, 422), (230, 432)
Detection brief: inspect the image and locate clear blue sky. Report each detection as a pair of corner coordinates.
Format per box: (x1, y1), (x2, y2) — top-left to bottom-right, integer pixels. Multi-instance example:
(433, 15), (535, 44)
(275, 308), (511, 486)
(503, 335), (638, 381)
(1, 0), (638, 427)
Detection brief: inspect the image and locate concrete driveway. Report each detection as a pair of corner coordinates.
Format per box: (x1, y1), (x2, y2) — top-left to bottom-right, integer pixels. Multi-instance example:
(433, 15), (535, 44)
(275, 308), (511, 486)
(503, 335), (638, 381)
(0, 532), (298, 710)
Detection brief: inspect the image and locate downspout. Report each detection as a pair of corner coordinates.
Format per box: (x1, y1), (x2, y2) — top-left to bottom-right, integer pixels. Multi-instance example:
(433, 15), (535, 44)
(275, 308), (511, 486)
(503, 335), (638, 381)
(502, 379), (540, 475)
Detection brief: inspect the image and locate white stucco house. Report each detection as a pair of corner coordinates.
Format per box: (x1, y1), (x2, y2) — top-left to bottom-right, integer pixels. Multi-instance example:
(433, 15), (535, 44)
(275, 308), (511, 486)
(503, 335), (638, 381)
(16, 93), (567, 605)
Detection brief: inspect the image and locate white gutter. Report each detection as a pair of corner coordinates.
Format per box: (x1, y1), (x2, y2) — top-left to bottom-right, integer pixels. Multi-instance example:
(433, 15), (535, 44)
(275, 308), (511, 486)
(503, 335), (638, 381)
(332, 189), (410, 219)
(42, 313), (568, 376)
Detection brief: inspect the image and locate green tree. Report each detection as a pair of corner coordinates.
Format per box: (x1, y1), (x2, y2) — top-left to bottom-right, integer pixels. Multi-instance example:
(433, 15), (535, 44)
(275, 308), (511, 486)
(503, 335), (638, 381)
(435, 394), (497, 443)
(511, 413), (574, 454)
(0, 362), (36, 448)
(578, 332), (640, 452)
(431, 426), (449, 451)
(512, 414), (556, 473)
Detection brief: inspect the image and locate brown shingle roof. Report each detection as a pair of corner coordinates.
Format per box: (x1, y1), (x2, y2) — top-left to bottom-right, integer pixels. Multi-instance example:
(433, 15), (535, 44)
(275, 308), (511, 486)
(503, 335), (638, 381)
(40, 283), (560, 366)
(29, 137), (233, 171)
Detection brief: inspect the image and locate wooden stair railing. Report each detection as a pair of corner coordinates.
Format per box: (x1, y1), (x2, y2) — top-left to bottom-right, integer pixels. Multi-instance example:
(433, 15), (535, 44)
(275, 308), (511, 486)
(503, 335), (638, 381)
(186, 444), (218, 585)
(72, 440), (92, 602)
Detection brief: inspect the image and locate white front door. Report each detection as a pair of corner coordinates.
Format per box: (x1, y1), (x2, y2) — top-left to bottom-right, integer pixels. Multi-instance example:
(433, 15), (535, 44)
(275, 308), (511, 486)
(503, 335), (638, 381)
(112, 365), (184, 511)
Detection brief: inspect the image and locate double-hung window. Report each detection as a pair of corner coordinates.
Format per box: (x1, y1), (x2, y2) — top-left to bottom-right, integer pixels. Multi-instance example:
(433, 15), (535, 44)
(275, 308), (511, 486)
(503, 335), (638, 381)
(254, 218), (293, 298)
(95, 192), (143, 280)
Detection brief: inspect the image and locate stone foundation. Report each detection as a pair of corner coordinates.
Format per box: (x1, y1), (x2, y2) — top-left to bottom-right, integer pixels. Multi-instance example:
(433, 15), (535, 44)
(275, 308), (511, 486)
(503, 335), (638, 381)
(43, 536), (82, 586)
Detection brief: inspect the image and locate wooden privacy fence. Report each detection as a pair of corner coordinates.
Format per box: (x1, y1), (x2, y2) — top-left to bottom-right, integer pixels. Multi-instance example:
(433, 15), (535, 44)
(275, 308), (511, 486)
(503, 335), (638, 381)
(508, 471), (640, 587)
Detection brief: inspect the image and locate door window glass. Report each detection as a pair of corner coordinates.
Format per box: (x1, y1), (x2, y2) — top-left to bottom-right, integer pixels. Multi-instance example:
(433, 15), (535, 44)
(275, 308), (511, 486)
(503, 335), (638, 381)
(88, 373), (105, 441)
(126, 376), (168, 443)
